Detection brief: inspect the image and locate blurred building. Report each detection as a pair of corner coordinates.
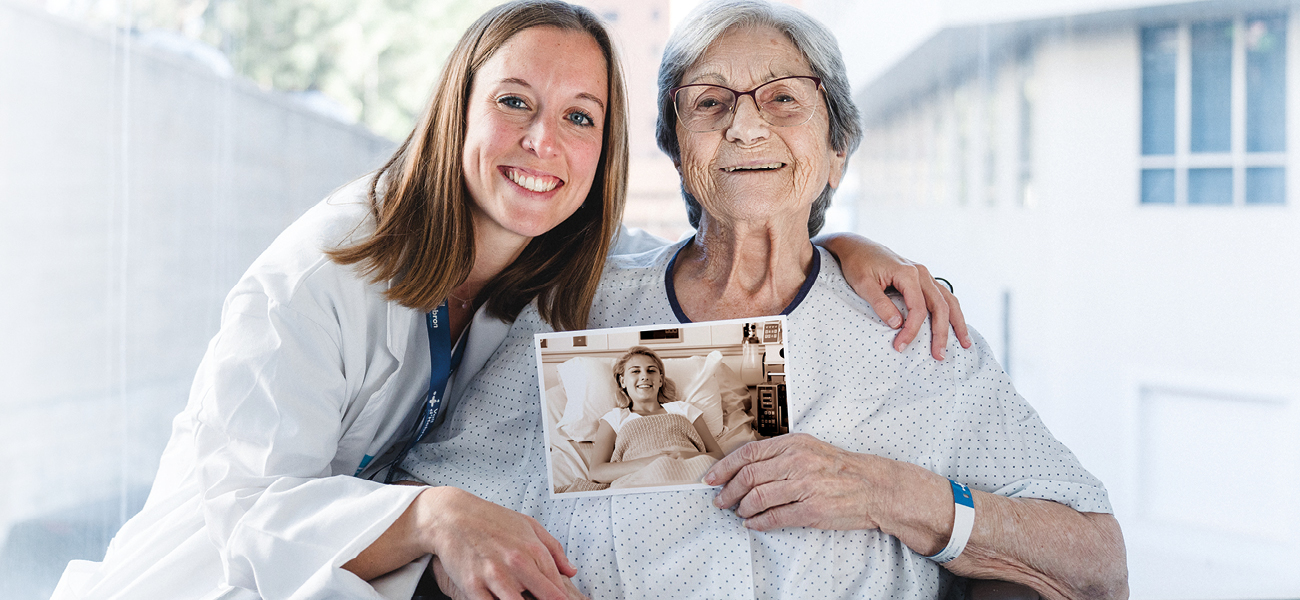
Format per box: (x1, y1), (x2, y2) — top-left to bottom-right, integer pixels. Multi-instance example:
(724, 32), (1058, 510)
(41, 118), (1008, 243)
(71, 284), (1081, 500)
(852, 0), (1298, 596)
(577, 0), (692, 240)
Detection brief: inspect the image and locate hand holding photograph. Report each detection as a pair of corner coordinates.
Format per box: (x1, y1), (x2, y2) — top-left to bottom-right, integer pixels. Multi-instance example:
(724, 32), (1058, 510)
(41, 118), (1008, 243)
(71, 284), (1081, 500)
(536, 318), (791, 497)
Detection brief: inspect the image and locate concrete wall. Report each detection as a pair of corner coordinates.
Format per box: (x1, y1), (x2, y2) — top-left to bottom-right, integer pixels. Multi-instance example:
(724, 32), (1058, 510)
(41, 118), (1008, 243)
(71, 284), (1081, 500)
(852, 18), (1300, 599)
(0, 2), (394, 595)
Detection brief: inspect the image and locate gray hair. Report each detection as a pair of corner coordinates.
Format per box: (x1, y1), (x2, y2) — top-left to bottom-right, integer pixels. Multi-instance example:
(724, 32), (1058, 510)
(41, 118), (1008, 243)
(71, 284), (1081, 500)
(655, 0), (863, 236)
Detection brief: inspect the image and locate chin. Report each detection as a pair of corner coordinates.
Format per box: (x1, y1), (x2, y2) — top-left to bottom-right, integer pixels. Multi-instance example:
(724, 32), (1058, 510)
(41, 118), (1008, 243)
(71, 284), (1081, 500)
(506, 211), (576, 238)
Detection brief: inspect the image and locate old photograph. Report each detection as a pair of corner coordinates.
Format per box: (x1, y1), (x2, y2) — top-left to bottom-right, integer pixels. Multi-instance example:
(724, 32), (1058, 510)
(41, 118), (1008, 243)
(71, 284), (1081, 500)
(536, 318), (790, 497)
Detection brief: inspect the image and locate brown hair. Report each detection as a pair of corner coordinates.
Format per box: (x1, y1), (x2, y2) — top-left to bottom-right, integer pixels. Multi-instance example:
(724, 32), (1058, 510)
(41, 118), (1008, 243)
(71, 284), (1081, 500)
(612, 346), (679, 409)
(328, 0), (628, 330)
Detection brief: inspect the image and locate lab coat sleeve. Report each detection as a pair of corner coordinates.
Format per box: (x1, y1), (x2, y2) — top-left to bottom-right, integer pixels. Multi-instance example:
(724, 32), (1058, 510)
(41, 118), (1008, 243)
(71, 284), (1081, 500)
(611, 222), (675, 255)
(192, 288), (425, 599)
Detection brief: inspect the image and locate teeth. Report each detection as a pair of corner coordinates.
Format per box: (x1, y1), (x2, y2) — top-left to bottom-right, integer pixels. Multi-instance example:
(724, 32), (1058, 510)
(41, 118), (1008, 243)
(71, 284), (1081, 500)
(724, 163), (784, 172)
(507, 169), (560, 192)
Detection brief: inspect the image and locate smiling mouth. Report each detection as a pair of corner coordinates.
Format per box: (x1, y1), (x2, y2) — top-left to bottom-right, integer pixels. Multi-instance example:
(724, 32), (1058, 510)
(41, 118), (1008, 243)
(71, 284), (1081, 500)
(722, 162), (786, 173)
(504, 167), (562, 193)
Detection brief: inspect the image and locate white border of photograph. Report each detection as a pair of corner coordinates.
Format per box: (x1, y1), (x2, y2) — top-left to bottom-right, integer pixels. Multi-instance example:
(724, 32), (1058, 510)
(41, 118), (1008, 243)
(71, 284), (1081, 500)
(536, 316), (789, 499)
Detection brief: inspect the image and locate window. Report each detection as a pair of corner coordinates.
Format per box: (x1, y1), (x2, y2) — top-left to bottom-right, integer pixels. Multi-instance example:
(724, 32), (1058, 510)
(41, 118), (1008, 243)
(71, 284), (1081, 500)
(1140, 15), (1287, 206)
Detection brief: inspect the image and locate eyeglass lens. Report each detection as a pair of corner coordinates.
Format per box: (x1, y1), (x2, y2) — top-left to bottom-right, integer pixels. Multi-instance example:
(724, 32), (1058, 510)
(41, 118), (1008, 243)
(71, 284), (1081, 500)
(674, 77), (820, 132)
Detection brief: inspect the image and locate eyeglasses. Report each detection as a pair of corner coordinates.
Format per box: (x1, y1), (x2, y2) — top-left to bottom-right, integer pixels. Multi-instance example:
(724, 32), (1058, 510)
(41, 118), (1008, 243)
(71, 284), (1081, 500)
(670, 76), (823, 133)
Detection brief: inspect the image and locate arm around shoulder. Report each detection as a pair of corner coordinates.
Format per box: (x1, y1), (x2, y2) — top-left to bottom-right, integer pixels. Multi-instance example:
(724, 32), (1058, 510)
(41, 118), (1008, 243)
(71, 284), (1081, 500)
(813, 231), (972, 359)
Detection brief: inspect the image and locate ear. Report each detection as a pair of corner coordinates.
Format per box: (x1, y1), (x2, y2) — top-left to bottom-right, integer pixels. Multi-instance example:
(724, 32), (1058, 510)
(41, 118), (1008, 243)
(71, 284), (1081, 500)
(827, 148), (847, 189)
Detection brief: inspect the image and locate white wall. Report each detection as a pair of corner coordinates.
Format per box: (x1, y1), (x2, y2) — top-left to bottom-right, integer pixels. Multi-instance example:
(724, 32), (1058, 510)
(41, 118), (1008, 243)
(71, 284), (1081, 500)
(0, 3), (394, 596)
(853, 20), (1300, 598)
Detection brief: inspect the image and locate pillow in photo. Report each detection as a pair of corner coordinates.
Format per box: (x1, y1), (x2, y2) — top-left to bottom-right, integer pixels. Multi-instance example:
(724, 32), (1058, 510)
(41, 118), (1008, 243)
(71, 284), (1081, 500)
(663, 352), (724, 439)
(543, 383), (569, 437)
(555, 357), (618, 441)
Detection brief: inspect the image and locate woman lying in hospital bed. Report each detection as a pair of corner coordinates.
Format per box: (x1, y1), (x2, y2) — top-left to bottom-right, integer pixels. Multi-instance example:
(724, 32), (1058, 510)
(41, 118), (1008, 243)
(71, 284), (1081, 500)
(544, 346), (762, 492)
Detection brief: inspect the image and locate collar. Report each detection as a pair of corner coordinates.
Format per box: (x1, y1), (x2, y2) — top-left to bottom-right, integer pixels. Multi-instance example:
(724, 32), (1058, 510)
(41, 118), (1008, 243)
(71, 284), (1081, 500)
(664, 238), (820, 324)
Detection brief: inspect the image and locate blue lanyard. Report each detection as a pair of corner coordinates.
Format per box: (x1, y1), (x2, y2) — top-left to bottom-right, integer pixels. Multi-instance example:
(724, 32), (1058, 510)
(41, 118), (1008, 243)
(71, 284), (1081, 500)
(375, 301), (464, 482)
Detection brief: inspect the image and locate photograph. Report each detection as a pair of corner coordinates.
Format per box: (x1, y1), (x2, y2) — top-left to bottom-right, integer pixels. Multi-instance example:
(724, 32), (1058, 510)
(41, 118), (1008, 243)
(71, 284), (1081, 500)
(536, 318), (790, 497)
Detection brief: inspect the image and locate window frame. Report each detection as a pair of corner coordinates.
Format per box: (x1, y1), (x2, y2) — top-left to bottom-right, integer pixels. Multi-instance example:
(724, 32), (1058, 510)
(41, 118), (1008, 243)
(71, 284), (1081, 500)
(1139, 14), (1289, 206)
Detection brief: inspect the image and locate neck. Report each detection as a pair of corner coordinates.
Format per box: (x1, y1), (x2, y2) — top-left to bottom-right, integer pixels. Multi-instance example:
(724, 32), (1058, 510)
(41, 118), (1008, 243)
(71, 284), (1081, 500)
(672, 214), (814, 322)
(446, 215), (531, 340)
(630, 398), (662, 414)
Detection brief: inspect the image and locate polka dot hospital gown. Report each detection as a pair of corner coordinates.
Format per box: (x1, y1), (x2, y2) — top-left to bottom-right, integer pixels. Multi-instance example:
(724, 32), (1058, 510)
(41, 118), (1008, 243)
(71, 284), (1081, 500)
(399, 242), (1112, 599)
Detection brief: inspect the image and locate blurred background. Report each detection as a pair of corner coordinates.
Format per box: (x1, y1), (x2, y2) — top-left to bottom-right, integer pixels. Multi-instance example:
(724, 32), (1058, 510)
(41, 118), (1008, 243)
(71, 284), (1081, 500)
(0, 0), (1296, 597)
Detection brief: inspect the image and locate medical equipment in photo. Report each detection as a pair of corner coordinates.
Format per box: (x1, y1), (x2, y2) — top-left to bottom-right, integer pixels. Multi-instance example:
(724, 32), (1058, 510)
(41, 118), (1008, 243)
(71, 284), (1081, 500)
(751, 320), (788, 437)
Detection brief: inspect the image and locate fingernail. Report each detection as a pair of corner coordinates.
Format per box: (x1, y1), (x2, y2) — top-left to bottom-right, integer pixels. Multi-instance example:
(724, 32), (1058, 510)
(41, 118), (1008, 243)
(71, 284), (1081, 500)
(894, 341), (904, 352)
(704, 473), (716, 485)
(888, 316), (902, 328)
(938, 348), (946, 360)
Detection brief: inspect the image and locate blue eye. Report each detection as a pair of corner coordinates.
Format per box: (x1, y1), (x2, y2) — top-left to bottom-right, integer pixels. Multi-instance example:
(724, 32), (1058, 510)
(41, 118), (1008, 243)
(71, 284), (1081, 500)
(498, 95), (528, 109)
(567, 111), (595, 127)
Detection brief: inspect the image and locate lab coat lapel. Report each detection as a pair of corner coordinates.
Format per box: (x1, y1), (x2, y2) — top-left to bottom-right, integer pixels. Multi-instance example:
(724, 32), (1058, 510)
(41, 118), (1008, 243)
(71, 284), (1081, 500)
(385, 285), (415, 362)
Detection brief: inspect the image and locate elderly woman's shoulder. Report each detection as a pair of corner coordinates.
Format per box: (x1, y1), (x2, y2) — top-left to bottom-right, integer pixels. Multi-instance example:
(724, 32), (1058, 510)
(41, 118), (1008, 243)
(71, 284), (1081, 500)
(600, 243), (680, 283)
(812, 246), (888, 309)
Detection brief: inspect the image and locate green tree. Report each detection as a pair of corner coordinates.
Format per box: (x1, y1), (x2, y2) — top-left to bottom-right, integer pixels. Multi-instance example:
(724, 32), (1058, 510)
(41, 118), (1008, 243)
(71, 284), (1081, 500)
(93, 0), (501, 139)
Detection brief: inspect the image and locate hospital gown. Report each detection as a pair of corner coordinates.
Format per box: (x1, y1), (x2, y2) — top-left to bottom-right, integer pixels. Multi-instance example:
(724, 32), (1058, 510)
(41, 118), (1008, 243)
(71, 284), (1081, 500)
(399, 241), (1112, 599)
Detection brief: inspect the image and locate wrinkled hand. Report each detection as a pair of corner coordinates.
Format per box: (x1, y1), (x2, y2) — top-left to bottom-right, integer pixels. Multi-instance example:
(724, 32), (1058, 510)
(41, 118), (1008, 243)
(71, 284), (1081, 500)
(432, 556), (589, 600)
(817, 232), (972, 360)
(703, 433), (903, 532)
(419, 487), (578, 600)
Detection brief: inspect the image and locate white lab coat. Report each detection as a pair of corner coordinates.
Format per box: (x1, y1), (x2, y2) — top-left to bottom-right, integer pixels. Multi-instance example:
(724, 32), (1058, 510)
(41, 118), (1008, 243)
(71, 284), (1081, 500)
(52, 178), (668, 600)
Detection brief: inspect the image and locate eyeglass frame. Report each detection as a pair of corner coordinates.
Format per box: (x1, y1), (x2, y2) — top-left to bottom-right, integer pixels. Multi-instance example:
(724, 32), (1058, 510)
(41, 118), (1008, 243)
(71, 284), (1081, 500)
(669, 75), (825, 133)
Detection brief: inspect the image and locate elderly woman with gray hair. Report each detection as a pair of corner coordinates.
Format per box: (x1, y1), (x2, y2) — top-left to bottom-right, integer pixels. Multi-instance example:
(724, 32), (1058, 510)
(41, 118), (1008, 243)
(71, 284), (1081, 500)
(400, 0), (1127, 598)
(565, 0), (1124, 597)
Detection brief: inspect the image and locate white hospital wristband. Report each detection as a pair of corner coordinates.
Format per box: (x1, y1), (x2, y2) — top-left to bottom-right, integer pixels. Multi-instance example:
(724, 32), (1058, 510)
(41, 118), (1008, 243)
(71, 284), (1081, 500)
(925, 479), (975, 564)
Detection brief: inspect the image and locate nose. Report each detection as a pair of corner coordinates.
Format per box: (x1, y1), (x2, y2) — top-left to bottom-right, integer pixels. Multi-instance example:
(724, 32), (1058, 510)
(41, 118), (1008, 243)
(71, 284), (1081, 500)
(724, 95), (769, 145)
(522, 116), (559, 158)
